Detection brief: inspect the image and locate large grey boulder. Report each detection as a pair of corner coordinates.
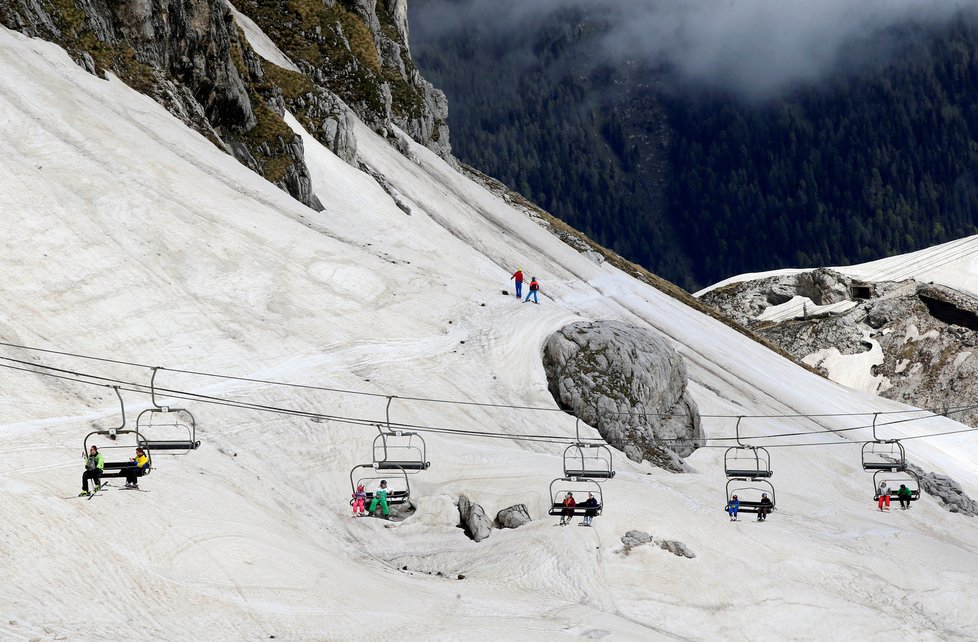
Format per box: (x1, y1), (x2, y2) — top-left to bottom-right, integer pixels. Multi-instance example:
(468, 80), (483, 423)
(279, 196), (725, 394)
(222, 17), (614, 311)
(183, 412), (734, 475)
(495, 504), (532, 529)
(657, 540), (696, 559)
(457, 495), (493, 542)
(620, 530), (653, 550)
(543, 320), (702, 472)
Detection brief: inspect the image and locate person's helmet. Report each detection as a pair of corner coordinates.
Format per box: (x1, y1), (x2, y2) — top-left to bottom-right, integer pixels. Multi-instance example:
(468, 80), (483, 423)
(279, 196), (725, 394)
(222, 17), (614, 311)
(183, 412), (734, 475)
(732, 495), (738, 499)
(357, 485), (364, 491)
(762, 493), (768, 497)
(380, 480), (387, 486)
(900, 484), (907, 488)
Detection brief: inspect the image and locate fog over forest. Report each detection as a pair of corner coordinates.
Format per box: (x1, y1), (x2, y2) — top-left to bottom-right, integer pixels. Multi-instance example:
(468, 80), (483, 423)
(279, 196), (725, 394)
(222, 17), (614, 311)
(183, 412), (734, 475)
(412, 0), (976, 97)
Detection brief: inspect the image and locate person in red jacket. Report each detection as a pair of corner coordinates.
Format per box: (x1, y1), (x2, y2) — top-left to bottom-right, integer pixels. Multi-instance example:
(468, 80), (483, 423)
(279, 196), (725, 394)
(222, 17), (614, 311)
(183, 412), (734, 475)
(559, 491), (576, 526)
(511, 268), (524, 298)
(523, 277), (540, 304)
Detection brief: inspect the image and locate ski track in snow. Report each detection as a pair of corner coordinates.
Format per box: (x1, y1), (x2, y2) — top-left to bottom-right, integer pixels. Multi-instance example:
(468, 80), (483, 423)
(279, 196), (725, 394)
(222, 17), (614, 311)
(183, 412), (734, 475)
(3, 24), (978, 641)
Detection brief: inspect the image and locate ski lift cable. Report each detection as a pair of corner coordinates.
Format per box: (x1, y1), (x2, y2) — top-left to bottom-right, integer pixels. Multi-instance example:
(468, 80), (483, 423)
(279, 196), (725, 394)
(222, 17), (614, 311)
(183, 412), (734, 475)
(4, 353), (968, 445)
(0, 361), (600, 446)
(1, 360), (975, 450)
(1, 339), (973, 420)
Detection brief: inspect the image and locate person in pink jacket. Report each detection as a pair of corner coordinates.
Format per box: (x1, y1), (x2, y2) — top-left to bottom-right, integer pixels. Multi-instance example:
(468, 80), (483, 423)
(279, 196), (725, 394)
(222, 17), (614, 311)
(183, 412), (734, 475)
(352, 484), (367, 517)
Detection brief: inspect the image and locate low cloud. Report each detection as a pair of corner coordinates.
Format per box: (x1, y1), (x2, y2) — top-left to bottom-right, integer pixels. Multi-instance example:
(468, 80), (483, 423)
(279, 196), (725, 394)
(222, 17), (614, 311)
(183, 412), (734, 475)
(411, 0), (977, 98)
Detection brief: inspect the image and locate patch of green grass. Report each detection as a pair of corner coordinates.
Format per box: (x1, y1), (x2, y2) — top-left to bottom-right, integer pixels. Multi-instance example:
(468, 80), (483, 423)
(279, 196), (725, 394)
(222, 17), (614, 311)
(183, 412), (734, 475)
(263, 62), (314, 101)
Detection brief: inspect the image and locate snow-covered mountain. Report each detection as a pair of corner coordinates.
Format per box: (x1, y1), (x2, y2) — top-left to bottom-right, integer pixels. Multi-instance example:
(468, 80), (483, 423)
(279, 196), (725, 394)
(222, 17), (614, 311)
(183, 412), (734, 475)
(2, 16), (978, 642)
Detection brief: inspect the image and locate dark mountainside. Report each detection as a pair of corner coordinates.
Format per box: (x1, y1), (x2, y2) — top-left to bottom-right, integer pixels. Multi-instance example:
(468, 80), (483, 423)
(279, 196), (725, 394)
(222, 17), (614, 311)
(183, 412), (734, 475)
(410, 3), (978, 291)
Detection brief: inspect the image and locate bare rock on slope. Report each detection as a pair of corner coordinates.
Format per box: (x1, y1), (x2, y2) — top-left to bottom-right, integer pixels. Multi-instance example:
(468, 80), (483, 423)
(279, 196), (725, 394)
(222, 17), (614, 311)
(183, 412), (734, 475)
(495, 504), (532, 529)
(543, 320), (701, 472)
(458, 495), (492, 542)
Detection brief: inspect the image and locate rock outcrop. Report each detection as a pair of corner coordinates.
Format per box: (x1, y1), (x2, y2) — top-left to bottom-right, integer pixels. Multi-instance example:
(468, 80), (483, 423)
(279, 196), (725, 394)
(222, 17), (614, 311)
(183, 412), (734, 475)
(457, 495), (492, 542)
(0, 0), (326, 209)
(495, 504), (531, 529)
(701, 270), (978, 428)
(620, 530), (653, 550)
(906, 463), (978, 516)
(232, 0), (451, 159)
(543, 320), (701, 472)
(620, 530), (695, 558)
(0, 0), (453, 209)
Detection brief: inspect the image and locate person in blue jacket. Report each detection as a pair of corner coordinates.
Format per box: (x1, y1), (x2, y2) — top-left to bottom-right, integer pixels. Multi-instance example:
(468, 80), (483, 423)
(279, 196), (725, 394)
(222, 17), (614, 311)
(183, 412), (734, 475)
(726, 495), (740, 521)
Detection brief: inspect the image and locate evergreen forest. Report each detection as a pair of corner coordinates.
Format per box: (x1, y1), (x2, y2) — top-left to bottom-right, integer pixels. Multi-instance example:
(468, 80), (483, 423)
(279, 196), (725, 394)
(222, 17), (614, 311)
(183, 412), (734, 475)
(410, 5), (978, 290)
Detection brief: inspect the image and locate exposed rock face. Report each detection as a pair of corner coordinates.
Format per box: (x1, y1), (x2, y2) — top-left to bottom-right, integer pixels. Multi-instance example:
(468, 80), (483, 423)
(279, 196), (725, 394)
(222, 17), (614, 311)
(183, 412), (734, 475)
(620, 531), (695, 558)
(233, 0), (451, 159)
(543, 321), (701, 472)
(906, 463), (978, 516)
(0, 0), (324, 210)
(620, 530), (653, 550)
(457, 495), (492, 542)
(495, 504), (531, 529)
(701, 270), (978, 429)
(0, 0), (453, 208)
(657, 540), (696, 558)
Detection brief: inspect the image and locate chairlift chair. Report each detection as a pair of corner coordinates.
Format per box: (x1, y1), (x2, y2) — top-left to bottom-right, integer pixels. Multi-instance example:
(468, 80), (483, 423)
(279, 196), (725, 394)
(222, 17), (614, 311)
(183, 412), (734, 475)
(83, 388), (153, 479)
(873, 469), (921, 502)
(723, 446), (773, 479)
(562, 417), (615, 480)
(135, 367), (201, 454)
(723, 418), (772, 479)
(350, 463), (411, 506)
(370, 396), (429, 472)
(861, 440), (907, 471)
(725, 478), (776, 514)
(372, 430), (430, 472)
(548, 477), (604, 517)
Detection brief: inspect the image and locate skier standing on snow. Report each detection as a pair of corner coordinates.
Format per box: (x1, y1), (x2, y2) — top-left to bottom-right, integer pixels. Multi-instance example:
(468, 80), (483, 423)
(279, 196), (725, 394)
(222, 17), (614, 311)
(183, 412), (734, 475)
(523, 276), (540, 304)
(368, 480), (392, 519)
(123, 447), (150, 488)
(80, 445), (105, 496)
(757, 493), (773, 521)
(511, 268), (524, 299)
(726, 495), (740, 521)
(558, 491), (576, 526)
(876, 480), (891, 511)
(897, 484), (913, 510)
(580, 492), (599, 526)
(352, 484), (367, 517)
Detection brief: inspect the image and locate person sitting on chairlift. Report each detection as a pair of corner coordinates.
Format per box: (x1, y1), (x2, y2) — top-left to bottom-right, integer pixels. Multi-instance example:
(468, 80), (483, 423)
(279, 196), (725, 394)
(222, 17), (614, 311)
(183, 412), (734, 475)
(368, 480), (392, 519)
(580, 492), (599, 527)
(124, 447), (149, 488)
(897, 484), (913, 510)
(80, 445), (105, 496)
(559, 492), (576, 526)
(726, 495), (740, 522)
(352, 484), (367, 517)
(876, 480), (891, 511)
(757, 493), (773, 522)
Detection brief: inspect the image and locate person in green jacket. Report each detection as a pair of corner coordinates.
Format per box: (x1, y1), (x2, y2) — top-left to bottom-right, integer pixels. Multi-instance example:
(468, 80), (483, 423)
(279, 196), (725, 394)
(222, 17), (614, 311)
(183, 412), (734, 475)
(368, 480), (391, 518)
(80, 445), (105, 496)
(897, 484), (913, 510)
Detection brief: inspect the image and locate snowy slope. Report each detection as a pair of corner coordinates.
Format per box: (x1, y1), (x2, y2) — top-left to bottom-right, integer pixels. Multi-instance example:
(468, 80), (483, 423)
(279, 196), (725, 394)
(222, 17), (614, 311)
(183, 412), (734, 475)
(2, 25), (978, 641)
(697, 234), (978, 298)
